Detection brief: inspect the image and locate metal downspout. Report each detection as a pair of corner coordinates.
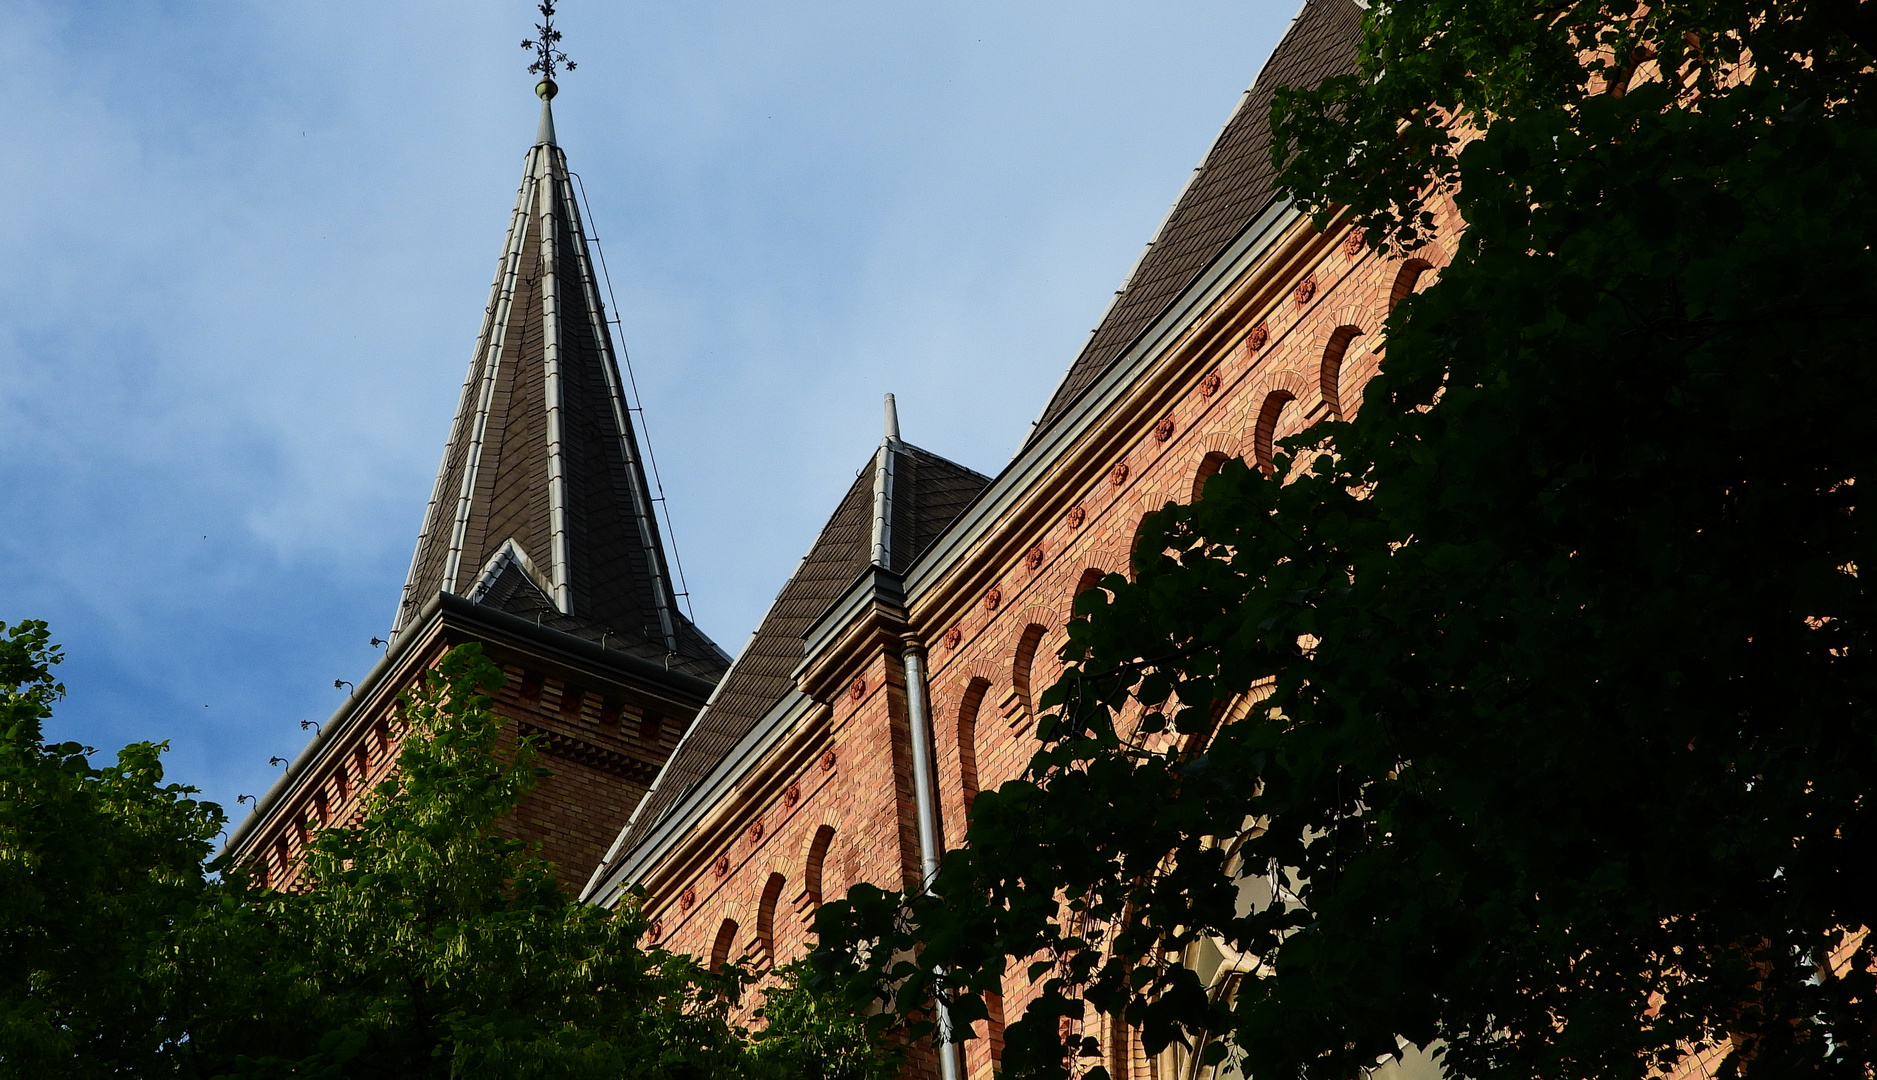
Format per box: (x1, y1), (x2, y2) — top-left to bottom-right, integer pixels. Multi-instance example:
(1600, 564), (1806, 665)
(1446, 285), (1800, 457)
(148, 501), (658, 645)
(903, 643), (963, 1080)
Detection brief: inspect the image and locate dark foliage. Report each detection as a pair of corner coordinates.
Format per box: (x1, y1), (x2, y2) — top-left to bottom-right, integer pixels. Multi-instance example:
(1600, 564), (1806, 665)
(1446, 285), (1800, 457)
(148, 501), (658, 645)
(0, 632), (891, 1079)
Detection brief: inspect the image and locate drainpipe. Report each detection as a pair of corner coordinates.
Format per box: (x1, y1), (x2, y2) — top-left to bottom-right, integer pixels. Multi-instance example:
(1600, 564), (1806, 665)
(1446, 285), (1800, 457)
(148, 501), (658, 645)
(903, 640), (963, 1080)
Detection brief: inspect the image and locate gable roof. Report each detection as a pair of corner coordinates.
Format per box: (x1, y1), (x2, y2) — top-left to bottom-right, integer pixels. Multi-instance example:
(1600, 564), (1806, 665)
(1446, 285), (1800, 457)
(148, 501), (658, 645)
(592, 436), (989, 881)
(1026, 0), (1364, 445)
(392, 98), (727, 681)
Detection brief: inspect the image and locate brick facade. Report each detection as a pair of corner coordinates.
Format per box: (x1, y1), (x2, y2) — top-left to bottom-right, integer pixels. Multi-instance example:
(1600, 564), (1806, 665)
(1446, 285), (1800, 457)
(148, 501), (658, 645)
(234, 597), (715, 895)
(623, 198), (1458, 1077)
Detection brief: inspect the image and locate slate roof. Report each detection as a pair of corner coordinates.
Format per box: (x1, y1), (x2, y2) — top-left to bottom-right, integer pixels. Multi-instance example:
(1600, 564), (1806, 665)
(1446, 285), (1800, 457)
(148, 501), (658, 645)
(1026, 0), (1364, 444)
(393, 102), (728, 682)
(600, 439), (989, 870)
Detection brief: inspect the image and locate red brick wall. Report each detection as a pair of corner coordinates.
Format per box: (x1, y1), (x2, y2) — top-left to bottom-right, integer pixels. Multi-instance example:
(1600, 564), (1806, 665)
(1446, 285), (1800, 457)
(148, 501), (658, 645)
(635, 209), (1458, 1079)
(248, 633), (700, 896)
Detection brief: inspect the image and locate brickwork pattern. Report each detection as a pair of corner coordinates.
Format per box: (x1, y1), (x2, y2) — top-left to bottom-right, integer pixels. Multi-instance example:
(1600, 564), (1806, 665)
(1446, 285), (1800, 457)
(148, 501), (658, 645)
(249, 635), (701, 895)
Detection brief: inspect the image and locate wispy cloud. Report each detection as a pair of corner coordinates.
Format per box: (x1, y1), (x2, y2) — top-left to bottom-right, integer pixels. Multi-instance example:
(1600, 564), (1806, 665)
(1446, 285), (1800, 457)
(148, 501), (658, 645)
(0, 0), (1290, 821)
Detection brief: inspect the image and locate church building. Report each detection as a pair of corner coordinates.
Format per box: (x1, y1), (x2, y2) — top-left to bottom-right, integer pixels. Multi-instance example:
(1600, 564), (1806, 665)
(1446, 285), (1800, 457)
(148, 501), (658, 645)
(230, 1), (1457, 1076)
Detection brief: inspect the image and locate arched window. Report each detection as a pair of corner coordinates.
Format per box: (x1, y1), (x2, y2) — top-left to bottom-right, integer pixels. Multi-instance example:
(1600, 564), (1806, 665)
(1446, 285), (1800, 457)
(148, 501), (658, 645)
(757, 872), (787, 966)
(804, 824), (836, 908)
(1133, 510), (1177, 581)
(957, 677), (991, 812)
(1389, 258), (1433, 311)
(1253, 390), (1297, 475)
(1011, 623), (1049, 719)
(1318, 325), (1363, 419)
(710, 917), (740, 972)
(1191, 452), (1230, 501)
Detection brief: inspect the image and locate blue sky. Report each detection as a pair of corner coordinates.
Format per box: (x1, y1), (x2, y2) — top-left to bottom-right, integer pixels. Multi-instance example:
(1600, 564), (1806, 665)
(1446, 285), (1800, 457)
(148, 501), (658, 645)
(0, 0), (1293, 829)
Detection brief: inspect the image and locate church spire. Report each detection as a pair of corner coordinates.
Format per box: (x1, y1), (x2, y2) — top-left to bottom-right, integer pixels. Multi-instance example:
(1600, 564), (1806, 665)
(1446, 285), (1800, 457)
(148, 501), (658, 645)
(392, 40), (725, 678)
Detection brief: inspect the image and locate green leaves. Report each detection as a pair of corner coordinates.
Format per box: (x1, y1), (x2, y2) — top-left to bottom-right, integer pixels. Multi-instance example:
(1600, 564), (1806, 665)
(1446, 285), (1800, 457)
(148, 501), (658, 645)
(1273, 0), (1877, 254)
(0, 619), (223, 1079)
(1, 637), (889, 1079)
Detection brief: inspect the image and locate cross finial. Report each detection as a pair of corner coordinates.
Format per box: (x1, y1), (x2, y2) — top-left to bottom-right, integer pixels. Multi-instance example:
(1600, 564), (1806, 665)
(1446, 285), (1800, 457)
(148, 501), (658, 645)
(521, 1), (575, 99)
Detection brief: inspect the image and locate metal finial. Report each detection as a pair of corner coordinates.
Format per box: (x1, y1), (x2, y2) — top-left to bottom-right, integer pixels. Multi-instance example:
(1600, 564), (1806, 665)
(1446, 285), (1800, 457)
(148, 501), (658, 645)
(521, 0), (576, 95)
(884, 393), (901, 443)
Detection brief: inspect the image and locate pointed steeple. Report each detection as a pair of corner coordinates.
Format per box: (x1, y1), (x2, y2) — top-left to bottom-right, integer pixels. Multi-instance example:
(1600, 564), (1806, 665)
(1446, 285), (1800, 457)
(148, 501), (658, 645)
(392, 88), (726, 679)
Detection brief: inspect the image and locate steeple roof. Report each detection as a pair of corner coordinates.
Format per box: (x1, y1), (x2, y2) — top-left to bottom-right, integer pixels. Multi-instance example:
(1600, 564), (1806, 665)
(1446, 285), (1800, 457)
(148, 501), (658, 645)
(393, 95), (727, 681)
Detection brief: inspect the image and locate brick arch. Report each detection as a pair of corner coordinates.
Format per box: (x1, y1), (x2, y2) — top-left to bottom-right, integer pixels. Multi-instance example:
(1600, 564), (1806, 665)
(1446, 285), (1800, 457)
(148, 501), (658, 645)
(709, 915), (741, 972)
(1192, 451), (1231, 500)
(1317, 324), (1366, 419)
(800, 823), (837, 912)
(1402, 240), (1450, 272)
(1072, 566), (1111, 603)
(1126, 507), (1153, 567)
(1187, 433), (1240, 502)
(1010, 603), (1058, 636)
(942, 657), (1002, 699)
(1251, 391), (1296, 473)
(754, 830), (801, 883)
(1010, 616), (1053, 722)
(1237, 371), (1312, 469)
(1084, 533), (1133, 582)
(756, 871), (787, 966)
(1389, 258), (1436, 311)
(956, 676), (991, 811)
(1310, 299), (1369, 334)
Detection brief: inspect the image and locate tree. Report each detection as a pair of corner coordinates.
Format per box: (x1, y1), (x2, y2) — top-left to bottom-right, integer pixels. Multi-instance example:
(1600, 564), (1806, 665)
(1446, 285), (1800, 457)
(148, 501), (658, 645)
(810, 4), (1877, 1080)
(0, 619), (224, 1077)
(0, 629), (892, 1079)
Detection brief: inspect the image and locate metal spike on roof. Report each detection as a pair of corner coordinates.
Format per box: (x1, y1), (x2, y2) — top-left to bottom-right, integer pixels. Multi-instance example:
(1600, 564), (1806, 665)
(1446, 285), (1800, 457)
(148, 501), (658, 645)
(870, 396), (898, 569)
(535, 89), (558, 146)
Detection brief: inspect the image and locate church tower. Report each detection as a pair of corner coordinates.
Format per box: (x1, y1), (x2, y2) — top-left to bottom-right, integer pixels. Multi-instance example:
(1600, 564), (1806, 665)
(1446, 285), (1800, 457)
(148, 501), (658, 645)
(227, 67), (728, 890)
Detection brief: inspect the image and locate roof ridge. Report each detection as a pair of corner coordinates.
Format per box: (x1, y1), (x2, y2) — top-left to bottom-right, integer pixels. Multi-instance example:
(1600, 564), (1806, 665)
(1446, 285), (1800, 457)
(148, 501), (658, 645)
(588, 437), (991, 888)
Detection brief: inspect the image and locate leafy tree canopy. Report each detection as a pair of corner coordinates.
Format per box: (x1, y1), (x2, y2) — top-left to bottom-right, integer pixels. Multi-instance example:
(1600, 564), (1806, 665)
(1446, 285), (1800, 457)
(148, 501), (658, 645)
(1272, 0), (1877, 251)
(0, 625), (892, 1080)
(811, 4), (1877, 1080)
